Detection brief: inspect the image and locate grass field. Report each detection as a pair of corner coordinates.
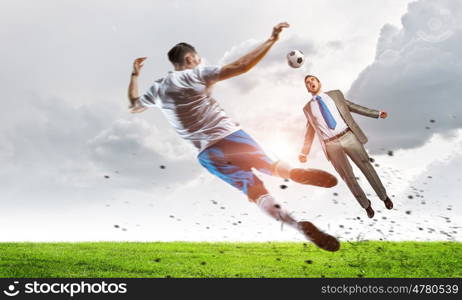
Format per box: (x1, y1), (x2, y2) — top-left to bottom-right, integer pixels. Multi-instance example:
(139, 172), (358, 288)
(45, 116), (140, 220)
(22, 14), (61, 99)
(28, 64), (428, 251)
(0, 241), (460, 278)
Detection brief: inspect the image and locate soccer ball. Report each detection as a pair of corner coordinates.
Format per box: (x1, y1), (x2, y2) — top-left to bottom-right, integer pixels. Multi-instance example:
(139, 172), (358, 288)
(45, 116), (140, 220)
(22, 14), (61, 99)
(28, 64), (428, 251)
(287, 50), (305, 68)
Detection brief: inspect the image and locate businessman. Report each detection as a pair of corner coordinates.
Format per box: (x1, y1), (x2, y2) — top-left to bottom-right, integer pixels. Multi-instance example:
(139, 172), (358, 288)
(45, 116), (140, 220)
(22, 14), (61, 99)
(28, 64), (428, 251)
(299, 75), (394, 218)
(127, 23), (340, 251)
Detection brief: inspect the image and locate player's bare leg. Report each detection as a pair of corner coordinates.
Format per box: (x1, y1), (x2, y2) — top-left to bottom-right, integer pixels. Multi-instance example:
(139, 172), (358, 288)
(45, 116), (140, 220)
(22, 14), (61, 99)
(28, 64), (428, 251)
(272, 160), (338, 188)
(248, 183), (340, 252)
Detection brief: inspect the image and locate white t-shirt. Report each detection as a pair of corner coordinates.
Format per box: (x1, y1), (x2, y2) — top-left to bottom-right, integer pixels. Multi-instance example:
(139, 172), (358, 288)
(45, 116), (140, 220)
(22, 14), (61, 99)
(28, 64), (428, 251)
(137, 66), (241, 152)
(309, 92), (348, 140)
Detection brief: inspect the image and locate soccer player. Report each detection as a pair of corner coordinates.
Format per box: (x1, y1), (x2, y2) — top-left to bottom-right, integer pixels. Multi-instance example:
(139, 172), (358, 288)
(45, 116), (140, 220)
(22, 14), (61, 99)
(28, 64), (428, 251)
(127, 22), (340, 252)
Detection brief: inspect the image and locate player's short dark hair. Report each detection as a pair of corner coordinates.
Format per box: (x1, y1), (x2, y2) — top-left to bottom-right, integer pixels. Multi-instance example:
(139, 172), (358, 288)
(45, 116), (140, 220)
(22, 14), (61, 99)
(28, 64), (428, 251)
(167, 42), (197, 65)
(304, 74), (320, 83)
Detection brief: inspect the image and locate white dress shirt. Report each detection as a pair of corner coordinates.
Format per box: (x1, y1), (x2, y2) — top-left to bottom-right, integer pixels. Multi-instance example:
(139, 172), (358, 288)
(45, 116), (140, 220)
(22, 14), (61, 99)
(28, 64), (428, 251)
(309, 92), (348, 140)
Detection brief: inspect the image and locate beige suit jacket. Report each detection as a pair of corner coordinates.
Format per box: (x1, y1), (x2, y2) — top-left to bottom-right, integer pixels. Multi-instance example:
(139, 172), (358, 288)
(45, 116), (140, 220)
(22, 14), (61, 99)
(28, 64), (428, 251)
(301, 90), (380, 161)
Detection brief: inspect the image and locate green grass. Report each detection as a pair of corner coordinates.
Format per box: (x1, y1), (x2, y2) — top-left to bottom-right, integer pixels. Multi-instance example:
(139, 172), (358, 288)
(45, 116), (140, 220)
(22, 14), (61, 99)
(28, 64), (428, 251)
(0, 242), (460, 278)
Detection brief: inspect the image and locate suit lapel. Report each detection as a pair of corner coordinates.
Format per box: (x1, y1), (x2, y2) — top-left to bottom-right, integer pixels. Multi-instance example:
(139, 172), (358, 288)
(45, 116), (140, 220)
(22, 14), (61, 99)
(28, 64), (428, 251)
(326, 90), (350, 124)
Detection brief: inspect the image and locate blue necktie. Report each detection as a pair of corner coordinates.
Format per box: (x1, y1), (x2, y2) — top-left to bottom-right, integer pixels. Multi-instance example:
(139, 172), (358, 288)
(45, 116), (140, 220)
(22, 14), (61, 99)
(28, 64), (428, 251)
(315, 95), (337, 129)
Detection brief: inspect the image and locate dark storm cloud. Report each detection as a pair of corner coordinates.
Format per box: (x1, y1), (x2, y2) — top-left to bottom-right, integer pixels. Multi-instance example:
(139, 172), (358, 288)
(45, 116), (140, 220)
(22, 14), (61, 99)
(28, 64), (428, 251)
(347, 0), (462, 152)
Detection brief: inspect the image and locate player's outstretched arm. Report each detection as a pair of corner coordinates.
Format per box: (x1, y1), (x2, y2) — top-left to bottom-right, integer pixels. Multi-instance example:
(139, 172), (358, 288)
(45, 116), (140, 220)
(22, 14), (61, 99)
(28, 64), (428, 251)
(128, 57), (148, 113)
(218, 22), (289, 81)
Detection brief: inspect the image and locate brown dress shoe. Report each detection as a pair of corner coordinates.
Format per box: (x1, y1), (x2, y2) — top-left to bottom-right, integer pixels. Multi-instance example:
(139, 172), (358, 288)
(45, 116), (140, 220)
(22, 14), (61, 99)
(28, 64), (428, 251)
(384, 197), (393, 210)
(298, 221), (340, 252)
(365, 201), (375, 218)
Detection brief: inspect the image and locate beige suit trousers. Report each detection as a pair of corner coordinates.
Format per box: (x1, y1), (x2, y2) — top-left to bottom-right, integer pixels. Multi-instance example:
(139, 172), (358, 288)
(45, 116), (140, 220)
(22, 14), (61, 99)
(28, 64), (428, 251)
(325, 131), (387, 208)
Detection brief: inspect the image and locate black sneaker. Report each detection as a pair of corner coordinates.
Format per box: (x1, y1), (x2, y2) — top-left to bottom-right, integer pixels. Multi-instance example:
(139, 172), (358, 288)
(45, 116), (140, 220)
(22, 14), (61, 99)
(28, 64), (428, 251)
(290, 168), (338, 188)
(298, 221), (340, 252)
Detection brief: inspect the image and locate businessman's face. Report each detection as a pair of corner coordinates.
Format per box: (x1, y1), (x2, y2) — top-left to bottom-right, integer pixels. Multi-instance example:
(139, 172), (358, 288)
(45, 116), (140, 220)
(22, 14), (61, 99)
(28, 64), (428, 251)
(305, 76), (321, 94)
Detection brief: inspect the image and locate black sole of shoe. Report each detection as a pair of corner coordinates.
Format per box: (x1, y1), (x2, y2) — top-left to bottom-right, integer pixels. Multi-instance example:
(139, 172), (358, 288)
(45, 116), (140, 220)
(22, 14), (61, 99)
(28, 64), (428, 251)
(299, 221), (340, 252)
(290, 168), (338, 188)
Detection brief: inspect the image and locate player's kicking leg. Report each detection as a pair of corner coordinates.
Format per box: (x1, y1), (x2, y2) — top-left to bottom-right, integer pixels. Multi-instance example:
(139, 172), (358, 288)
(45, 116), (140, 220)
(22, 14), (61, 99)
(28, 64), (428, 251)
(198, 130), (340, 252)
(248, 183), (340, 252)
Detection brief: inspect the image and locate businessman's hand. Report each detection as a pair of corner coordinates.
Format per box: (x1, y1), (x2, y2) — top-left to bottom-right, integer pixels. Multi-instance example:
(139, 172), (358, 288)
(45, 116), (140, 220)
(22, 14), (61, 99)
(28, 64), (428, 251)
(379, 111), (388, 119)
(132, 57), (147, 76)
(270, 22), (290, 41)
(298, 154), (307, 163)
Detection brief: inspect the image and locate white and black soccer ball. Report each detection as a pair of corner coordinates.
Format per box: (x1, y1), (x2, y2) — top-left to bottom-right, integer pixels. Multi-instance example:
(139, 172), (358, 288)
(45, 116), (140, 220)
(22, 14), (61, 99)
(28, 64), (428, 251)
(287, 50), (305, 68)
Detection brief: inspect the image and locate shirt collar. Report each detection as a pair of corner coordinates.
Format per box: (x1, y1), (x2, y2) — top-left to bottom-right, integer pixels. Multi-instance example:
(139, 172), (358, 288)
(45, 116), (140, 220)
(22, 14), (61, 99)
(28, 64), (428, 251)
(309, 92), (326, 102)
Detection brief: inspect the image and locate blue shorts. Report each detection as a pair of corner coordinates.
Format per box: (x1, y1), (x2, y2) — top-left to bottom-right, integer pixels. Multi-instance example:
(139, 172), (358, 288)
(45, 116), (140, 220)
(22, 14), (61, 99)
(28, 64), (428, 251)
(198, 130), (275, 195)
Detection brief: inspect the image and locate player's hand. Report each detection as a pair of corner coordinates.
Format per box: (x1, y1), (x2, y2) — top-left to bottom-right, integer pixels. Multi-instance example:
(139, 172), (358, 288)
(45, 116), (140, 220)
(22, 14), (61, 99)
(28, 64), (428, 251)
(379, 111), (388, 119)
(298, 154), (307, 163)
(270, 22), (290, 41)
(132, 57), (147, 76)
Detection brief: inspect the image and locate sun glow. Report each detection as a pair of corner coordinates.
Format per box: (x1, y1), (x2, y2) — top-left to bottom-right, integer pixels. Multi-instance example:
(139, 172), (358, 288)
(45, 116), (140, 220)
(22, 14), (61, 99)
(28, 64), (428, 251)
(262, 132), (298, 164)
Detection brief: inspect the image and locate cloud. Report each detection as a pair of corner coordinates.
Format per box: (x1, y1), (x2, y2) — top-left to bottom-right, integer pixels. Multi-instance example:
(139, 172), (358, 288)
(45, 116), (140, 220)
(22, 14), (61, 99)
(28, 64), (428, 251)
(0, 91), (198, 201)
(6, 0), (461, 242)
(88, 118), (200, 188)
(325, 40), (344, 51)
(347, 0), (462, 152)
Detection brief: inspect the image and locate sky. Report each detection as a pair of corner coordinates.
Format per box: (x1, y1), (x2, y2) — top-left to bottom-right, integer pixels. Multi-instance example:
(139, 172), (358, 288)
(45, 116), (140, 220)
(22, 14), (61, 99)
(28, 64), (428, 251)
(0, 0), (460, 242)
